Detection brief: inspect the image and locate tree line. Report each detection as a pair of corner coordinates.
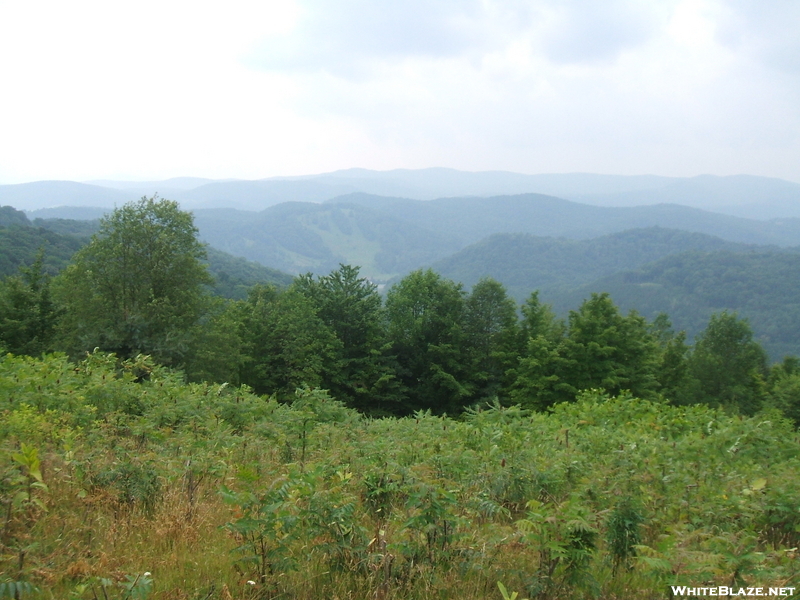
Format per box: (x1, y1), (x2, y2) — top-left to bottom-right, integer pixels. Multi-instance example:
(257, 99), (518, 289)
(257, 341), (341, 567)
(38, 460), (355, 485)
(0, 197), (797, 422)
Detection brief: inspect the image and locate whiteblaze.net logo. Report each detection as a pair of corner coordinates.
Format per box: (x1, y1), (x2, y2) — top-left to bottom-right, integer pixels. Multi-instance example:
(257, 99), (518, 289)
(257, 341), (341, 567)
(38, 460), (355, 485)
(671, 586), (796, 597)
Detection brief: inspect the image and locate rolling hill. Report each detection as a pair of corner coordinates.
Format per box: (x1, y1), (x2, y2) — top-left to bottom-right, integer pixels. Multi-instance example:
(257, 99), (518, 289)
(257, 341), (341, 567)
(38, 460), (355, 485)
(426, 226), (800, 358)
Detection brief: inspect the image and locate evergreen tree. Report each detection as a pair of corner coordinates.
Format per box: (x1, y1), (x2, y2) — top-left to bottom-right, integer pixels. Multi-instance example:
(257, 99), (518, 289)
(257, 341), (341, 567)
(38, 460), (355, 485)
(513, 293), (659, 410)
(511, 334), (574, 410)
(0, 252), (59, 356)
(385, 269), (469, 414)
(649, 313), (697, 404)
(238, 285), (340, 397)
(511, 292), (569, 409)
(520, 290), (564, 344)
(560, 293), (659, 400)
(294, 265), (402, 413)
(463, 278), (521, 403)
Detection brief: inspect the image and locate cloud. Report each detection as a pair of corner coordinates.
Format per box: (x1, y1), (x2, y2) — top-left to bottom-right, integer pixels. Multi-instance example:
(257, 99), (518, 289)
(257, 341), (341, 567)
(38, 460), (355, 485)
(245, 0), (664, 79)
(246, 0), (488, 78)
(716, 0), (800, 74)
(1, 0), (799, 183)
(535, 0), (663, 65)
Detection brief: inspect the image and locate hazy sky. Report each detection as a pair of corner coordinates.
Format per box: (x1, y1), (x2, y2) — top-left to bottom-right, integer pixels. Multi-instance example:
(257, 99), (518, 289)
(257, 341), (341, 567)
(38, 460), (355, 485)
(1, 0), (799, 183)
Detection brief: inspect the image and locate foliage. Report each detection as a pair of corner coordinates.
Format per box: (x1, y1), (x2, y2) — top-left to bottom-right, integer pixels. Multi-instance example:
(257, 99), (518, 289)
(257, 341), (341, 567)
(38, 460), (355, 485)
(237, 285), (340, 397)
(0, 224), (84, 278)
(463, 278), (521, 403)
(561, 249), (800, 360)
(53, 196), (213, 365)
(294, 264), (402, 413)
(688, 311), (768, 414)
(0, 254), (60, 356)
(385, 269), (470, 413)
(606, 497), (644, 572)
(512, 293), (660, 409)
(765, 358), (800, 426)
(0, 351), (798, 598)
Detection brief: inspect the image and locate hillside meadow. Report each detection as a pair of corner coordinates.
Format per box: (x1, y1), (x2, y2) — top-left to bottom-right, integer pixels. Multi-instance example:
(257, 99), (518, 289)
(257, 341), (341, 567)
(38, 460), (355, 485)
(1, 352), (798, 599)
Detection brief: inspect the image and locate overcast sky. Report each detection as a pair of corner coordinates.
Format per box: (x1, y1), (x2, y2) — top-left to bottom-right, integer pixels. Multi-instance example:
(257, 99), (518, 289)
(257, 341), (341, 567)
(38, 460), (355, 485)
(1, 0), (799, 184)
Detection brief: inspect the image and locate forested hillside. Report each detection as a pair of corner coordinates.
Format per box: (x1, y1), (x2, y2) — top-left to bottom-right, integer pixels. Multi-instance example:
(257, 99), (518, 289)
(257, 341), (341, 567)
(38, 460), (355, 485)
(429, 228), (800, 359)
(431, 228), (759, 300)
(333, 193), (800, 248)
(553, 250), (800, 360)
(0, 224), (86, 276)
(192, 202), (462, 281)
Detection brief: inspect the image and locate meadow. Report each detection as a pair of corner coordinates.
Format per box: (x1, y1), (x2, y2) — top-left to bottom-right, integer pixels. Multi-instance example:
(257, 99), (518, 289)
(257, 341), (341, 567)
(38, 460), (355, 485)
(1, 351), (798, 599)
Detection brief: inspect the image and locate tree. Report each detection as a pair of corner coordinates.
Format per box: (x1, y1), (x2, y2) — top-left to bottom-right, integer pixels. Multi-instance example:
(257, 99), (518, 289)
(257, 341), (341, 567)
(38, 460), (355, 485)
(765, 357), (800, 426)
(520, 290), (564, 344)
(649, 314), (697, 405)
(463, 278), (520, 403)
(293, 265), (402, 413)
(181, 297), (247, 385)
(0, 252), (59, 356)
(237, 285), (340, 397)
(513, 293), (659, 410)
(688, 311), (768, 414)
(54, 196), (212, 366)
(560, 293), (659, 400)
(385, 269), (469, 414)
(510, 291), (569, 410)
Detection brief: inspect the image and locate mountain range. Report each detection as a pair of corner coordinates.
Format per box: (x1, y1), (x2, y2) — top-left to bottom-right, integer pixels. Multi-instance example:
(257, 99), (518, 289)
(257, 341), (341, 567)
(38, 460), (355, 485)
(7, 168), (800, 219)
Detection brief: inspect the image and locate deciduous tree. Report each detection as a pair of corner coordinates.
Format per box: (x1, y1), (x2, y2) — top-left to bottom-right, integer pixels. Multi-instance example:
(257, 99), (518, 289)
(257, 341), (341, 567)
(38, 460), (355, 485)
(688, 311), (767, 414)
(54, 196), (212, 365)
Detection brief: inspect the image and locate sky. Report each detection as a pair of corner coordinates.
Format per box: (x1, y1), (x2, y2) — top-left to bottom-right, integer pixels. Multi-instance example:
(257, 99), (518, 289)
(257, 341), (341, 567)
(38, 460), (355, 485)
(1, 0), (799, 184)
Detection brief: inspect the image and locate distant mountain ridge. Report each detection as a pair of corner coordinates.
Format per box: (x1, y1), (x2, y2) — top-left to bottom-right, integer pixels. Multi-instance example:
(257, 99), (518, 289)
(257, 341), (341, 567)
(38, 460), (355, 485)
(331, 193), (800, 248)
(6, 168), (800, 219)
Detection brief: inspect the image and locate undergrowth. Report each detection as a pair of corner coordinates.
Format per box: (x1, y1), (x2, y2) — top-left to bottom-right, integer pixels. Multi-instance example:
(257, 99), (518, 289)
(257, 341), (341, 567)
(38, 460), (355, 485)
(0, 351), (798, 599)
